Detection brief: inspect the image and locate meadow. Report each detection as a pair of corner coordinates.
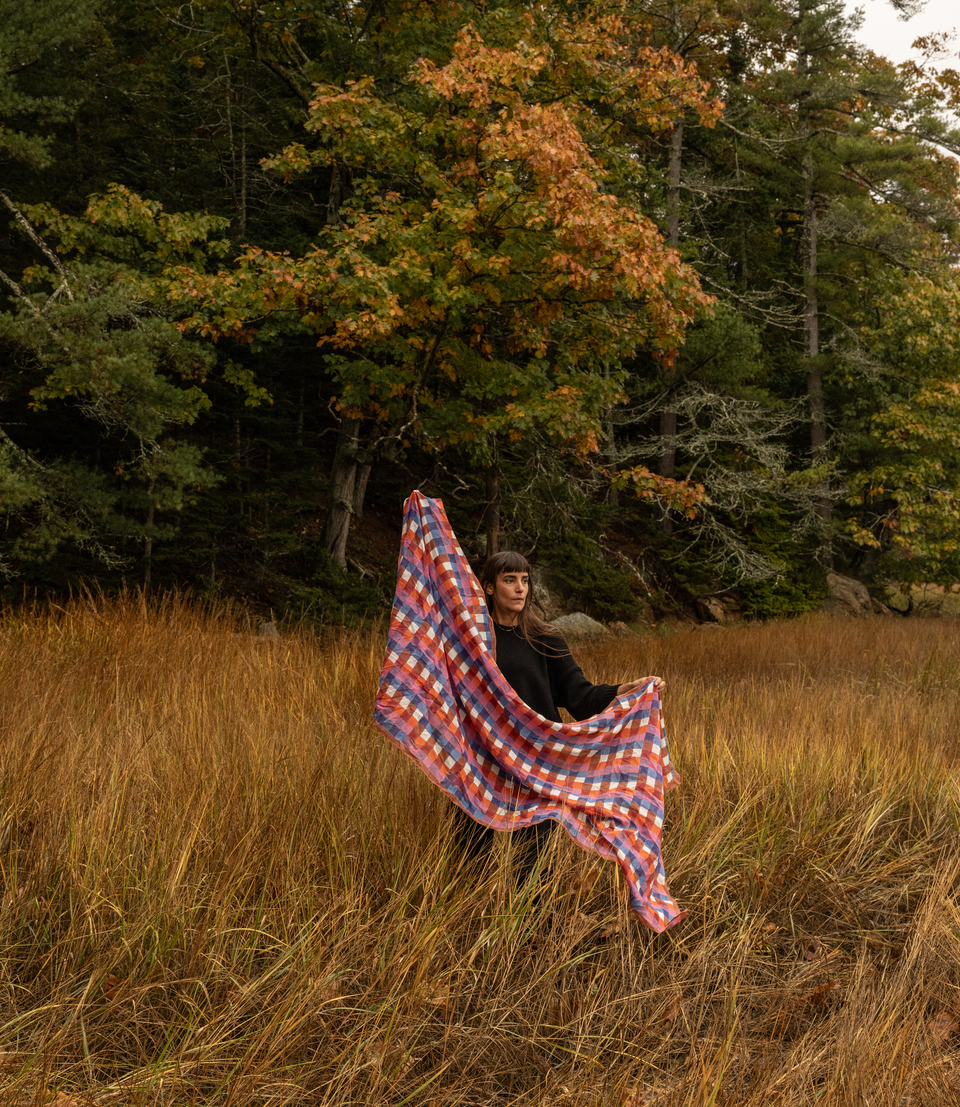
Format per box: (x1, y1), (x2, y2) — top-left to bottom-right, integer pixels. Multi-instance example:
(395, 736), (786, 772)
(1, 595), (960, 1106)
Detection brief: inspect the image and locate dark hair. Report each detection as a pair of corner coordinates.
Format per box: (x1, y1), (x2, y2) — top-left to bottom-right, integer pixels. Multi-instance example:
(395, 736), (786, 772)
(479, 550), (561, 648)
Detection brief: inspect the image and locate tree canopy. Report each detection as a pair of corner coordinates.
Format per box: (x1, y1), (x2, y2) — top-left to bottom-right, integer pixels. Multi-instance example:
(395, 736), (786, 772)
(2, 0), (959, 614)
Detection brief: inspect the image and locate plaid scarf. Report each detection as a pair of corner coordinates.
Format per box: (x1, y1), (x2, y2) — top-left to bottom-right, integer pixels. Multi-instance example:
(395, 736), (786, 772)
(374, 491), (683, 932)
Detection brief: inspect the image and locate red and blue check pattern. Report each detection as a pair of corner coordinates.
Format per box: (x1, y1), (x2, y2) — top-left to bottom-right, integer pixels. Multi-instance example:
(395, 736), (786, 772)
(374, 491), (683, 932)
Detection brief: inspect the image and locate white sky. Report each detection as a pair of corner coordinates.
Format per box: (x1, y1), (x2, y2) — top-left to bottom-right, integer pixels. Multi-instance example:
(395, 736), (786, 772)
(845, 0), (959, 65)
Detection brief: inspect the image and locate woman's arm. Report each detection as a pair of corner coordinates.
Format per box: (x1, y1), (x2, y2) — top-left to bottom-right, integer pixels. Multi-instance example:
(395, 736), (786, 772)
(547, 637), (619, 721)
(546, 636), (666, 719)
(617, 676), (666, 696)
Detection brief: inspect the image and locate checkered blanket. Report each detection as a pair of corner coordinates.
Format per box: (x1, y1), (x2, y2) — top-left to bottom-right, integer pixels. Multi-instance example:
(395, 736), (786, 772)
(374, 491), (683, 931)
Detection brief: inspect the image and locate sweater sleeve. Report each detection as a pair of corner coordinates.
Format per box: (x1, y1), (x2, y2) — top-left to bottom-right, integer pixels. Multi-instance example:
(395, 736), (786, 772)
(545, 635), (620, 721)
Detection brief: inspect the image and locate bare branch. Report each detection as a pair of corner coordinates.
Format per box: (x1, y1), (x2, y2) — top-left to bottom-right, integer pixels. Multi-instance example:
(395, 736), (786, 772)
(0, 265), (39, 313)
(0, 263), (72, 351)
(0, 424), (44, 469)
(0, 192), (75, 301)
(5, 57), (40, 77)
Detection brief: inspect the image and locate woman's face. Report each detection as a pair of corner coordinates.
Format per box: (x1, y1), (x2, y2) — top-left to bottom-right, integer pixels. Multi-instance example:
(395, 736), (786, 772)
(486, 571), (529, 624)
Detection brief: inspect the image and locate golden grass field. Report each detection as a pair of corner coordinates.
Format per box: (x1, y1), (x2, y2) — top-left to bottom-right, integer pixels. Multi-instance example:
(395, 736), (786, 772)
(2, 595), (960, 1106)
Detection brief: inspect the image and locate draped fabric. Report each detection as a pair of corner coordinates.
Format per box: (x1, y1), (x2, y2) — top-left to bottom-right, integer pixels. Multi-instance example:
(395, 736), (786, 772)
(374, 490), (684, 932)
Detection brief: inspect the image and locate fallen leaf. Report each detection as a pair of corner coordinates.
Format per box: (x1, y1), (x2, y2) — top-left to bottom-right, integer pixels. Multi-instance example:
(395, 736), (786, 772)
(23, 892), (47, 922)
(396, 1051), (418, 1079)
(310, 977), (345, 1004)
(801, 938), (821, 961)
(362, 1040), (416, 1077)
(805, 980), (838, 1008)
(573, 865), (604, 898)
(621, 1084), (674, 1107)
(421, 984), (452, 1011)
(927, 1011), (960, 1044)
(101, 974), (126, 1002)
(363, 1041), (389, 1069)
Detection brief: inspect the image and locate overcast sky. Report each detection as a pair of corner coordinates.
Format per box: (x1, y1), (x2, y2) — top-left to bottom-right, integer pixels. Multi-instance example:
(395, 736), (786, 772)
(845, 0), (958, 65)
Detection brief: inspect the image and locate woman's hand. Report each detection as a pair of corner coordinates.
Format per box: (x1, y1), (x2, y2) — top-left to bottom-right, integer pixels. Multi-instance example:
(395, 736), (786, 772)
(617, 676), (666, 696)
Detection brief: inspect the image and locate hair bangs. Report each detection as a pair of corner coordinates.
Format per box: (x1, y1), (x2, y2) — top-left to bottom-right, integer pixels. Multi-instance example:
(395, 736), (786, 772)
(488, 550), (530, 577)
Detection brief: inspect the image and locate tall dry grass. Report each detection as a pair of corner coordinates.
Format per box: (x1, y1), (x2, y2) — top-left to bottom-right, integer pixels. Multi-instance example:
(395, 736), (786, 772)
(1, 596), (960, 1106)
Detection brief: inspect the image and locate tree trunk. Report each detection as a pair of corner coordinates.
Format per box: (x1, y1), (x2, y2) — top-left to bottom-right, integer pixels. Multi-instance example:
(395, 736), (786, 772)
(658, 113), (683, 534)
(799, 5), (832, 560)
(803, 189), (827, 455)
(223, 51), (247, 232)
(327, 160), (342, 225)
(605, 361), (619, 506)
(239, 129), (247, 232)
(804, 190), (833, 561)
(658, 408), (677, 535)
(667, 118), (683, 249)
(144, 480), (155, 589)
(484, 458), (501, 559)
(323, 417), (360, 567)
(659, 409), (678, 479)
(234, 419), (245, 520)
(352, 459), (372, 520)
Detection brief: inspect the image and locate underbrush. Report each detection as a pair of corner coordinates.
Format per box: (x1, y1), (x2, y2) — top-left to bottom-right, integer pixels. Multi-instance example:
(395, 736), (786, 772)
(1, 597), (959, 1105)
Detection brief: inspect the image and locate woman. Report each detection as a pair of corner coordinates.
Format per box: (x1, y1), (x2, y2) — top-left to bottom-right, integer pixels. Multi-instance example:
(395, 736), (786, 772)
(453, 549), (666, 882)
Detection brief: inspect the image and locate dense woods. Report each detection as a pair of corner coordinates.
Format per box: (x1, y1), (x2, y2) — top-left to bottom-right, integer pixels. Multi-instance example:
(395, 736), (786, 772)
(3, 0), (960, 619)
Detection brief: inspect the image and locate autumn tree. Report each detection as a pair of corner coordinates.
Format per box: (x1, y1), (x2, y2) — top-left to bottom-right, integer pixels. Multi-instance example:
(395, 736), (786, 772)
(5, 0), (960, 609)
(162, 1), (722, 564)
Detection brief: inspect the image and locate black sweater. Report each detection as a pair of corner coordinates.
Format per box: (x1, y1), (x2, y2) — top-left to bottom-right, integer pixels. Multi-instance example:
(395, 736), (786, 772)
(492, 624), (619, 723)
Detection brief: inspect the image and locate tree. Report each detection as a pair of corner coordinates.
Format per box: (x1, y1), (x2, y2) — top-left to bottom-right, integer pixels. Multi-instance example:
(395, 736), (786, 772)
(672, 0), (958, 556)
(843, 271), (960, 582)
(0, 187), (235, 580)
(163, 1), (722, 564)
(631, 0), (737, 490)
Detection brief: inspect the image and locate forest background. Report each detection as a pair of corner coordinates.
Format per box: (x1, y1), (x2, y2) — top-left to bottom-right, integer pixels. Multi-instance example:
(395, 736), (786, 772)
(4, 0), (960, 623)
